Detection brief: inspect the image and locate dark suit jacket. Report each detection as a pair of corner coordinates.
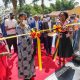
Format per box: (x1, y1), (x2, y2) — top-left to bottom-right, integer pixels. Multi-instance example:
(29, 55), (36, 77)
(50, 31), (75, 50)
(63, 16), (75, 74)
(29, 20), (42, 30)
(42, 21), (55, 36)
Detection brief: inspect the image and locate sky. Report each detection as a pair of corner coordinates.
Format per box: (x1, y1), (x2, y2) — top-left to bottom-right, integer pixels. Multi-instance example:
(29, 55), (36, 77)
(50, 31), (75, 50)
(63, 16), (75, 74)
(0, 0), (80, 7)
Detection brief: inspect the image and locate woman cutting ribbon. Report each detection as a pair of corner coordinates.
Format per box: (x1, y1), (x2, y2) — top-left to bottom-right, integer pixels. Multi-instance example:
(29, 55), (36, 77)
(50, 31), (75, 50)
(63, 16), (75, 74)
(53, 12), (74, 66)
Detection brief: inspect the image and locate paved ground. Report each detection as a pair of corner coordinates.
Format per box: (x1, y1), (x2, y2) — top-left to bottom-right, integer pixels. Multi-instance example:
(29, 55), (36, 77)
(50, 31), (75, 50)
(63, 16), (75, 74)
(45, 60), (80, 80)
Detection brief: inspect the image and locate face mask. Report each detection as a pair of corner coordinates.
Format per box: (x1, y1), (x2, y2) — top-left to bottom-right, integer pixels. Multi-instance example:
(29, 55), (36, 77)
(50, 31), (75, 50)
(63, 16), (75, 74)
(23, 20), (27, 24)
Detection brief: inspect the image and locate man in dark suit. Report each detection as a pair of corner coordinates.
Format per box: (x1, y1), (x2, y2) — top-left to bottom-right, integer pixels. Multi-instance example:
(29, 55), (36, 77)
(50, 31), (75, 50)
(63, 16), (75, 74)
(42, 16), (54, 55)
(29, 15), (42, 30)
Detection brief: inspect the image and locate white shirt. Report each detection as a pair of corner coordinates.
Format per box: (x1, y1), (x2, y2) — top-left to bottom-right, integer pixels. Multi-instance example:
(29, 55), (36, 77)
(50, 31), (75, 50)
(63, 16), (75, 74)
(5, 19), (17, 35)
(35, 21), (39, 30)
(48, 20), (52, 31)
(0, 28), (2, 33)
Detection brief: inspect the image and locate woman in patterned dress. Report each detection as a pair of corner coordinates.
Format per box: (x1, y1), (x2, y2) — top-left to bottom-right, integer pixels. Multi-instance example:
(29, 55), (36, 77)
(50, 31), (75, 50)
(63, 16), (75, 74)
(16, 13), (35, 80)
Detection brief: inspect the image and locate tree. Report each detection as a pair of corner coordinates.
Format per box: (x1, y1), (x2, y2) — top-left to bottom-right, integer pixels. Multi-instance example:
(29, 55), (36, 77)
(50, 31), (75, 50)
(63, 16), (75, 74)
(3, 0), (11, 7)
(41, 0), (44, 14)
(32, 0), (39, 5)
(61, 0), (79, 10)
(44, 6), (52, 14)
(50, 0), (79, 11)
(2, 0), (26, 14)
(17, 4), (42, 16)
(11, 0), (17, 14)
(18, 0), (25, 8)
(32, 0), (52, 14)
(2, 0), (17, 14)
(17, 4), (33, 16)
(33, 4), (42, 14)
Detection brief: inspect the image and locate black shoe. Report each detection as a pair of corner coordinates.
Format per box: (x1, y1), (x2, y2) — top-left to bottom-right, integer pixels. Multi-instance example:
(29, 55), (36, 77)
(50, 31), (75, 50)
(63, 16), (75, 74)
(46, 53), (49, 56)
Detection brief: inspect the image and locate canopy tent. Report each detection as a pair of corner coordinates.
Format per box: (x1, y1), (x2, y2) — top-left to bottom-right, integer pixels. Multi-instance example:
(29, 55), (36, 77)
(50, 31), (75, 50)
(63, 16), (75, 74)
(49, 11), (61, 17)
(68, 6), (80, 15)
(49, 6), (80, 17)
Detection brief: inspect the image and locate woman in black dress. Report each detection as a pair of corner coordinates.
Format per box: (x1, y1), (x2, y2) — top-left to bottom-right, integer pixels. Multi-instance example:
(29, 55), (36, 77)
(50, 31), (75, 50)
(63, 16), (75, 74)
(57, 12), (74, 66)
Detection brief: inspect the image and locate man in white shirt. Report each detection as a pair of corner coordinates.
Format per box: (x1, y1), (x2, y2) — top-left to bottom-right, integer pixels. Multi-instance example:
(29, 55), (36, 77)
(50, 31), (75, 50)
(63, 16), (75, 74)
(32, 15), (43, 55)
(5, 18), (17, 35)
(34, 15), (39, 30)
(5, 13), (18, 53)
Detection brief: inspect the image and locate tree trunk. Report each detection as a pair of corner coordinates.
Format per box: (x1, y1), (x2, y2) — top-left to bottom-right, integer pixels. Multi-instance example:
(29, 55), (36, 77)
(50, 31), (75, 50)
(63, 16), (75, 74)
(41, 0), (44, 15)
(11, 0), (17, 15)
(19, 0), (25, 8)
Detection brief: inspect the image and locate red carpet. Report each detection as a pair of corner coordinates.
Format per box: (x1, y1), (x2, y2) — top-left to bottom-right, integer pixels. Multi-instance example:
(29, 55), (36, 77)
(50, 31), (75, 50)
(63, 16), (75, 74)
(5, 49), (72, 80)
(0, 49), (72, 80)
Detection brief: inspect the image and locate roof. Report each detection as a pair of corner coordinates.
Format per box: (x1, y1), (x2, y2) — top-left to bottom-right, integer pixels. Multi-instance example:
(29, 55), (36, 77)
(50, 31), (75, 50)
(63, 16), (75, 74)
(68, 6), (80, 15)
(49, 6), (80, 17)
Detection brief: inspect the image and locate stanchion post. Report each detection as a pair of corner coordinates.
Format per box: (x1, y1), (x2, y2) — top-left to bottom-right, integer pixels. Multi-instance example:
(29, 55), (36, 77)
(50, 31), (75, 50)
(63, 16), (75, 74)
(37, 37), (42, 71)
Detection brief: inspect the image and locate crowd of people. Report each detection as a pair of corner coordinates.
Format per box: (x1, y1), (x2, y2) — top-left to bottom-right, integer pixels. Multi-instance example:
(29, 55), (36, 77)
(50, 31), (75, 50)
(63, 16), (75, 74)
(0, 12), (80, 80)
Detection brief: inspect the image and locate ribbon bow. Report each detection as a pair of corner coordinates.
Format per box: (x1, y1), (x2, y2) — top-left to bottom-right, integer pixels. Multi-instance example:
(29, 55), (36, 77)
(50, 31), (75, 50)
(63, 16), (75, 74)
(30, 28), (42, 71)
(30, 28), (41, 38)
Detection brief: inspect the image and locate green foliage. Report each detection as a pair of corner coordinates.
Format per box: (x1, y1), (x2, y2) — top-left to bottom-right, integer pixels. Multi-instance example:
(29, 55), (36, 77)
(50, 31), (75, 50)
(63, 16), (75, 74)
(33, 5), (42, 14)
(17, 5), (42, 16)
(32, 0), (39, 4)
(2, 0), (25, 8)
(55, 0), (62, 11)
(18, 0), (25, 7)
(50, 0), (79, 11)
(17, 4), (54, 16)
(3, 0), (79, 16)
(43, 6), (52, 14)
(17, 4), (32, 16)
